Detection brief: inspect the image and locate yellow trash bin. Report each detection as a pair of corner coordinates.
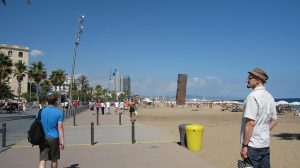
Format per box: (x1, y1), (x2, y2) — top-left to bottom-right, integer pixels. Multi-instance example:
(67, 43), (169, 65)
(185, 124), (204, 152)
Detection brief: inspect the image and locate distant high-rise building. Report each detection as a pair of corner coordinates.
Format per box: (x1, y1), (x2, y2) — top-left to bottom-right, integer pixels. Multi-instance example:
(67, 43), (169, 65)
(0, 44), (29, 95)
(122, 76), (131, 94)
(108, 68), (131, 95)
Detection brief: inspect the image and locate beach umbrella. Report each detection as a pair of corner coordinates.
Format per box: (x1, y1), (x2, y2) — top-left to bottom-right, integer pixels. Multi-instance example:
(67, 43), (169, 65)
(230, 101), (243, 104)
(276, 100), (289, 106)
(290, 102), (300, 106)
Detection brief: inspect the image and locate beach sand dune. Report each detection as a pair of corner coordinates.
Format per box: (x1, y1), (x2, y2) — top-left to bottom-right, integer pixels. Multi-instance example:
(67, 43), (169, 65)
(137, 105), (300, 168)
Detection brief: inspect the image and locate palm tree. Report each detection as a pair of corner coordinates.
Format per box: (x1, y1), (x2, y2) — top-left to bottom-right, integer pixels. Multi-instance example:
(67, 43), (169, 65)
(0, 53), (13, 86)
(77, 75), (89, 102)
(40, 79), (52, 93)
(49, 69), (66, 92)
(39, 79), (52, 104)
(0, 53), (14, 99)
(13, 60), (28, 99)
(49, 69), (66, 104)
(28, 61), (47, 103)
(94, 85), (103, 100)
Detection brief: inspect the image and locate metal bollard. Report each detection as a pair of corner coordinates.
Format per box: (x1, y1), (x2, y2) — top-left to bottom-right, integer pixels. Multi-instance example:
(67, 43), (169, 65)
(131, 121), (136, 144)
(2, 123), (6, 147)
(73, 109), (76, 126)
(97, 111), (99, 125)
(119, 112), (122, 125)
(91, 122), (94, 145)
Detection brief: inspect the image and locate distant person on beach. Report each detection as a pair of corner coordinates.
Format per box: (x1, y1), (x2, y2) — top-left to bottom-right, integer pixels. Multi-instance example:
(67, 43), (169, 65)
(101, 101), (105, 115)
(39, 93), (64, 168)
(114, 100), (119, 114)
(119, 101), (125, 113)
(106, 101), (111, 114)
(129, 99), (136, 121)
(240, 68), (277, 168)
(96, 100), (101, 114)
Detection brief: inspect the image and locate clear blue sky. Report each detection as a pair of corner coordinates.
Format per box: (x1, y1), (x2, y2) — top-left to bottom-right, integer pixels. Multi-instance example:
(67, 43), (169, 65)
(1, 0), (300, 99)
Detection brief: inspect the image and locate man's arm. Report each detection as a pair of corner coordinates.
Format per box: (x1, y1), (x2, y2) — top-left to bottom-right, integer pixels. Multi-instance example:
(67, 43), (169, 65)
(269, 119), (277, 131)
(243, 118), (255, 145)
(58, 121), (64, 150)
(240, 118), (255, 158)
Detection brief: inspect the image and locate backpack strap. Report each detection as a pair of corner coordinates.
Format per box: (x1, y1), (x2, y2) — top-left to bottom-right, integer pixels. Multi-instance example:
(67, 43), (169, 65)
(37, 109), (43, 121)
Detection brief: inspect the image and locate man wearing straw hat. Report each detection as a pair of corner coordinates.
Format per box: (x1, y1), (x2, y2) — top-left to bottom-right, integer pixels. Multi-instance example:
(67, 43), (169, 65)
(240, 68), (278, 168)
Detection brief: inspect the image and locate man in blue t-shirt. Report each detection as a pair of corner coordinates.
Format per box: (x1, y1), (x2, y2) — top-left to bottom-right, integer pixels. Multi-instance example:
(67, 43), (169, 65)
(38, 94), (64, 168)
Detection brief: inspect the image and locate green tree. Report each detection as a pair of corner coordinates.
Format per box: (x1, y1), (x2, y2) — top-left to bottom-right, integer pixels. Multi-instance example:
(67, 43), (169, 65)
(118, 93), (127, 101)
(102, 88), (111, 101)
(0, 53), (13, 87)
(49, 69), (66, 92)
(13, 60), (28, 99)
(39, 79), (52, 104)
(94, 85), (103, 100)
(77, 75), (89, 102)
(111, 90), (117, 101)
(28, 61), (47, 103)
(40, 79), (52, 92)
(0, 53), (14, 99)
(0, 83), (14, 99)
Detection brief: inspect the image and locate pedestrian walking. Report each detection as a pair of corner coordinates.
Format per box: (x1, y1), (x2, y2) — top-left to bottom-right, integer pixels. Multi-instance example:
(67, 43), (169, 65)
(119, 100), (124, 113)
(106, 101), (111, 115)
(114, 100), (119, 114)
(38, 93), (64, 168)
(96, 100), (100, 114)
(100, 101), (105, 115)
(129, 99), (136, 121)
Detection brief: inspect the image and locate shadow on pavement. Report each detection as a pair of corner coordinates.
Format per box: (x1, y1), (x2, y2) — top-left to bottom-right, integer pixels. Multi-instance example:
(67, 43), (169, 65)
(273, 133), (300, 140)
(64, 163), (80, 168)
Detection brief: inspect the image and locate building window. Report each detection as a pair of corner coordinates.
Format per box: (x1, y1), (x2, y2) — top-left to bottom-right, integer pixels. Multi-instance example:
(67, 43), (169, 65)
(8, 51), (12, 56)
(18, 52), (23, 58)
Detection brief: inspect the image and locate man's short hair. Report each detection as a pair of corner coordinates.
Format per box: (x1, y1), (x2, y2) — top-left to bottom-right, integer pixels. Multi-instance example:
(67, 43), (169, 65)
(47, 93), (58, 105)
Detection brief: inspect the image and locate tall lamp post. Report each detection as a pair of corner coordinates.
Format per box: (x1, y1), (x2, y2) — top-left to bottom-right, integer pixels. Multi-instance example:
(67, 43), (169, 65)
(69, 13), (84, 110)
(29, 77), (33, 104)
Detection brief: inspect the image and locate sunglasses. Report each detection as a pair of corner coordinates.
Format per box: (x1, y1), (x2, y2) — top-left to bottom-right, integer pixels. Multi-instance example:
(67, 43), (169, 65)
(247, 76), (258, 80)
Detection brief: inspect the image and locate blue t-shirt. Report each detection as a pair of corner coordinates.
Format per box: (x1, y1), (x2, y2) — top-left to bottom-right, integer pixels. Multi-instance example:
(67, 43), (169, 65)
(37, 106), (64, 138)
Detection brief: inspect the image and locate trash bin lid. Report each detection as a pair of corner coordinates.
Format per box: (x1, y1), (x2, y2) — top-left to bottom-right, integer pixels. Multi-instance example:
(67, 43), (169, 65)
(185, 124), (204, 132)
(178, 123), (190, 129)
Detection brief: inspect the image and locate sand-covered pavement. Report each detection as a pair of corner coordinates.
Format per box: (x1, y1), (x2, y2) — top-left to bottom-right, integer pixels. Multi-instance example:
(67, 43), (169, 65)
(137, 105), (300, 168)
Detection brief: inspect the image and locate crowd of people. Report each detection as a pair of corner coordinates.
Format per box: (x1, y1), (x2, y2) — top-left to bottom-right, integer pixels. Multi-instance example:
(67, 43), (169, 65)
(87, 99), (137, 121)
(0, 99), (27, 113)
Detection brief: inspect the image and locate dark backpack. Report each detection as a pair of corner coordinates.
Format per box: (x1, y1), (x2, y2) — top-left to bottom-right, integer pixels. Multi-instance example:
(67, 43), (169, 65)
(27, 109), (45, 146)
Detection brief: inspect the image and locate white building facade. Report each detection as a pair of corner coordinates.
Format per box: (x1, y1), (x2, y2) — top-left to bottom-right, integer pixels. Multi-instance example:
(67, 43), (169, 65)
(0, 44), (29, 95)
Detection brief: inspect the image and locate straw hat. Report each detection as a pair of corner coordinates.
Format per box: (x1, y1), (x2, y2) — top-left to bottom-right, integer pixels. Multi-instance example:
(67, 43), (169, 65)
(248, 68), (269, 81)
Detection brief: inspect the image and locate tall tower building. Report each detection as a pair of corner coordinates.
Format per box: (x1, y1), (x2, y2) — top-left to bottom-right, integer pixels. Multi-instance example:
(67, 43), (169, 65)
(108, 68), (131, 94)
(176, 74), (188, 105)
(121, 76), (131, 93)
(0, 44), (29, 95)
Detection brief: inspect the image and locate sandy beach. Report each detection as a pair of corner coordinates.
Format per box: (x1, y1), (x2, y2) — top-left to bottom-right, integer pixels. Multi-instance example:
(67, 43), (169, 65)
(136, 105), (300, 168)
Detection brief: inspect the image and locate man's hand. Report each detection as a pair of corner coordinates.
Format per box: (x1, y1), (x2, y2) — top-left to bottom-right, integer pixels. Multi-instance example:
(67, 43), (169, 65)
(240, 146), (248, 159)
(60, 139), (64, 150)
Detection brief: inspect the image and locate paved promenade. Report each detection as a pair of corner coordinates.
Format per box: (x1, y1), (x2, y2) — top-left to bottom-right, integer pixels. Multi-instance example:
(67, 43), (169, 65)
(0, 109), (218, 168)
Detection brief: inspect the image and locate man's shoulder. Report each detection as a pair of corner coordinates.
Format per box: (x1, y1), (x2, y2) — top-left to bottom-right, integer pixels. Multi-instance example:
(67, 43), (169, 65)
(43, 107), (62, 114)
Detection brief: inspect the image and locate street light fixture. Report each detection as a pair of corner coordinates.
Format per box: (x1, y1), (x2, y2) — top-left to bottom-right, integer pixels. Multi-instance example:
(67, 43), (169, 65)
(69, 12), (84, 110)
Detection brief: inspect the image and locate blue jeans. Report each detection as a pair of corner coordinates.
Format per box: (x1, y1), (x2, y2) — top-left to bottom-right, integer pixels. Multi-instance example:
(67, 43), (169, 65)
(248, 146), (270, 168)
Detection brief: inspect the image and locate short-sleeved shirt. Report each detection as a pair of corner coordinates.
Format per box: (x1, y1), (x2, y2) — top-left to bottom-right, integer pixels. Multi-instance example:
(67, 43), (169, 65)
(240, 86), (277, 148)
(114, 102), (119, 108)
(38, 106), (64, 138)
(119, 102), (124, 109)
(106, 102), (111, 108)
